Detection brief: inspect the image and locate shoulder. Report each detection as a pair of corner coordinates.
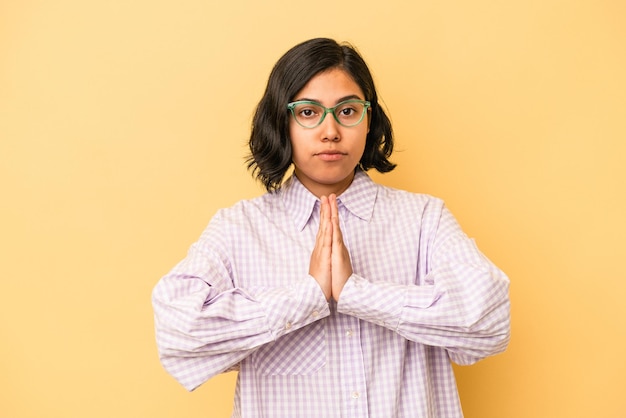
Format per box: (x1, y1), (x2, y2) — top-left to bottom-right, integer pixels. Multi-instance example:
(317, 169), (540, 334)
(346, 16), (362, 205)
(211, 191), (283, 225)
(369, 182), (457, 240)
(375, 182), (445, 215)
(189, 192), (282, 256)
(372, 183), (467, 250)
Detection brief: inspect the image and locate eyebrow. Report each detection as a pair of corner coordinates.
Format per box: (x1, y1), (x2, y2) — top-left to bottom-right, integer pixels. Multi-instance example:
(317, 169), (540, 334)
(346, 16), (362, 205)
(293, 94), (364, 104)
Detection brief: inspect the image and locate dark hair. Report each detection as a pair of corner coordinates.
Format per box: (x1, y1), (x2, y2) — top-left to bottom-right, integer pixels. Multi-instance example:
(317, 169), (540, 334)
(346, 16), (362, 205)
(246, 38), (396, 192)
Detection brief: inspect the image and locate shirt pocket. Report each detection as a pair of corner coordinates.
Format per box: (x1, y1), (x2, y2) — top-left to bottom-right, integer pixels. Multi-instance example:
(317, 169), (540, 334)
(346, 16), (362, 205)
(251, 319), (326, 375)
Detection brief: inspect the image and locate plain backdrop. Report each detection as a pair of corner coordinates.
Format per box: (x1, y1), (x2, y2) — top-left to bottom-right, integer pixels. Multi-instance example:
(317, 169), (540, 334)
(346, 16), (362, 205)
(1, 0), (625, 417)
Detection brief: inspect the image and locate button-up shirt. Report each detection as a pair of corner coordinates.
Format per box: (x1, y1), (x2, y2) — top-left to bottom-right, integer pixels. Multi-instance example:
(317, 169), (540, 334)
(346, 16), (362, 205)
(152, 170), (510, 417)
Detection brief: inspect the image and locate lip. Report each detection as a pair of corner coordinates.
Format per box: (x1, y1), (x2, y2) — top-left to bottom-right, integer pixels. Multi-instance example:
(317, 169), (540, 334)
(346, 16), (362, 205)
(315, 150), (346, 162)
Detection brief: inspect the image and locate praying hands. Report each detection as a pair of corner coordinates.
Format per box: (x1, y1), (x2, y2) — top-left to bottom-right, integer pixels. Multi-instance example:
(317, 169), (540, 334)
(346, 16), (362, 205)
(309, 194), (353, 302)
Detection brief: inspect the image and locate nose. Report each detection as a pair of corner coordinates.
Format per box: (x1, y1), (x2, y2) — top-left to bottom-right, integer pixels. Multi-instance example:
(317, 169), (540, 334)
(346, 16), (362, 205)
(321, 112), (340, 142)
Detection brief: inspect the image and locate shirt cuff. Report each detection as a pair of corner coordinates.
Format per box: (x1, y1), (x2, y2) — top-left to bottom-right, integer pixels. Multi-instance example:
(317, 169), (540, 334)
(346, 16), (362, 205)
(260, 274), (330, 340)
(336, 274), (405, 331)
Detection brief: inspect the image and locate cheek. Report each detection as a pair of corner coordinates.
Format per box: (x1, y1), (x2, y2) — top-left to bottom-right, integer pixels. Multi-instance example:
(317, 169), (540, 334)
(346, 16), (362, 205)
(356, 128), (369, 151)
(289, 124), (306, 147)
(288, 132), (307, 163)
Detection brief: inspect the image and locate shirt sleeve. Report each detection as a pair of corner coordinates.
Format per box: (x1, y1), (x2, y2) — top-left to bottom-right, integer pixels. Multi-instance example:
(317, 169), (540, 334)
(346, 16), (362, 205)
(336, 204), (510, 365)
(151, 216), (330, 391)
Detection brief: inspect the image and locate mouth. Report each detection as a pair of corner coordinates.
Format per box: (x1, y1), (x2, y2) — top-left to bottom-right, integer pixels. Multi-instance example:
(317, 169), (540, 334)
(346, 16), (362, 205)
(315, 150), (347, 161)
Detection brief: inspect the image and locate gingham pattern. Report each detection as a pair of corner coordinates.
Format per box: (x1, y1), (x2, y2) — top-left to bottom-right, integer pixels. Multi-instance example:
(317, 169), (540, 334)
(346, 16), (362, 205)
(152, 170), (510, 417)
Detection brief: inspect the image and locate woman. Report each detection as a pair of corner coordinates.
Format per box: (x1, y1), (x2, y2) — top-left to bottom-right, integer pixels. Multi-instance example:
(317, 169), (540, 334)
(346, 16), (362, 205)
(152, 37), (510, 417)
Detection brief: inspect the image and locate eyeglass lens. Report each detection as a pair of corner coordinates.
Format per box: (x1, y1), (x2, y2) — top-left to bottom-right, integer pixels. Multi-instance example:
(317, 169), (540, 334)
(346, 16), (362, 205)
(292, 101), (367, 128)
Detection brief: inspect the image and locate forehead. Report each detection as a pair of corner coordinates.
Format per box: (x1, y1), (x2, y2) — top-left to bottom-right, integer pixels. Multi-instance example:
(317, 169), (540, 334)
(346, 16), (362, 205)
(294, 68), (364, 103)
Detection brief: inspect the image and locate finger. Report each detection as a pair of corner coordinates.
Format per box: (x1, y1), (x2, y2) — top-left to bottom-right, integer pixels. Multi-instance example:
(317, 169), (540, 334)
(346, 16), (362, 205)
(321, 195), (330, 220)
(329, 194), (343, 243)
(329, 194), (338, 219)
(315, 196), (328, 239)
(315, 196), (331, 251)
(321, 196), (332, 247)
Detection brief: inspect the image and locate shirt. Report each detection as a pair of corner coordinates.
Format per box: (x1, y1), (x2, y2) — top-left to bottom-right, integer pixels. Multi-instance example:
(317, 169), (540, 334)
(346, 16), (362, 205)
(152, 170), (511, 418)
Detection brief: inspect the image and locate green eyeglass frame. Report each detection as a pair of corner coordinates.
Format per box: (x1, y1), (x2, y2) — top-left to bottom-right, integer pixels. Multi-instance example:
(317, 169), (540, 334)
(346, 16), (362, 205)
(287, 99), (371, 128)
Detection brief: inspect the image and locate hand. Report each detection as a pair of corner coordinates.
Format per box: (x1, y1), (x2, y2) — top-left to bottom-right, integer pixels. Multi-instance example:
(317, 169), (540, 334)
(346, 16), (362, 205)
(329, 194), (352, 301)
(309, 195), (332, 301)
(309, 194), (353, 302)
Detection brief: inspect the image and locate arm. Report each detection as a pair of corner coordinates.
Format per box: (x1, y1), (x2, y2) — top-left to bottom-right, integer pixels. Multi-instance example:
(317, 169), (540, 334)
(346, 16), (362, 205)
(336, 205), (510, 364)
(152, 220), (330, 391)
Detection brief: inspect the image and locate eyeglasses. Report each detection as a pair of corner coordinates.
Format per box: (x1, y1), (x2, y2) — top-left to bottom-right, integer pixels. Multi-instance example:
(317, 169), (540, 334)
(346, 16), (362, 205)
(287, 99), (371, 129)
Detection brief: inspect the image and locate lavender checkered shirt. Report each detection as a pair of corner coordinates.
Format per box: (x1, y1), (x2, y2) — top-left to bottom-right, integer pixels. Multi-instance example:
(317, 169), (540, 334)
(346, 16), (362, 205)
(152, 170), (510, 417)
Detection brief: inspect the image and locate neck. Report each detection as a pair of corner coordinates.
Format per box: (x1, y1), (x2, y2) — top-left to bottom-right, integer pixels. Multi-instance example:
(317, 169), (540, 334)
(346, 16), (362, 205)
(295, 170), (356, 199)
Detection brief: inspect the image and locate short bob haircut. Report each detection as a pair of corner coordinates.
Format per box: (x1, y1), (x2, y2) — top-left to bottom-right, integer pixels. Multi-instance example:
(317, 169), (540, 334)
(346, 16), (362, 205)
(247, 37), (396, 192)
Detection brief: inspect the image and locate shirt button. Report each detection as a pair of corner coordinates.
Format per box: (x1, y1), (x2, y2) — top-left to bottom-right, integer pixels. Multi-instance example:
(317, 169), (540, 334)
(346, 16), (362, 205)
(311, 310), (319, 318)
(346, 329), (353, 337)
(351, 391), (360, 399)
(285, 322), (292, 330)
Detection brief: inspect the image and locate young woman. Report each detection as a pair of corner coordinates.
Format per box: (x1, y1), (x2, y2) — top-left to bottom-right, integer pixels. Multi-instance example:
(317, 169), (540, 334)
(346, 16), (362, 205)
(152, 37), (510, 417)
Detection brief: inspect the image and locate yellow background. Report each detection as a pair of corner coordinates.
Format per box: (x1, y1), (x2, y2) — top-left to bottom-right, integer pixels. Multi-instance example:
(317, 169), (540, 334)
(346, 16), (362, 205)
(1, 0), (625, 417)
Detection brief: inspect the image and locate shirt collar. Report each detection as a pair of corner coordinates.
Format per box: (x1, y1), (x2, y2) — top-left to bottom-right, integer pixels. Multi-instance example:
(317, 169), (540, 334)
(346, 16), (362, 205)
(280, 169), (378, 231)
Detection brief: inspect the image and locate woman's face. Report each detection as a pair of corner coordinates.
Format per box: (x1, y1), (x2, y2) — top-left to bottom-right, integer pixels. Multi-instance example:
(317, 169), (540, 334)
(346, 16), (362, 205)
(289, 68), (369, 198)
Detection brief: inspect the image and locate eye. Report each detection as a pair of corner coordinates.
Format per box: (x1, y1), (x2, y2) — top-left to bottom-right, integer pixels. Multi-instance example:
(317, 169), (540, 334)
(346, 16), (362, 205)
(335, 102), (361, 119)
(299, 108), (317, 118)
(339, 107), (357, 116)
(295, 105), (321, 119)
